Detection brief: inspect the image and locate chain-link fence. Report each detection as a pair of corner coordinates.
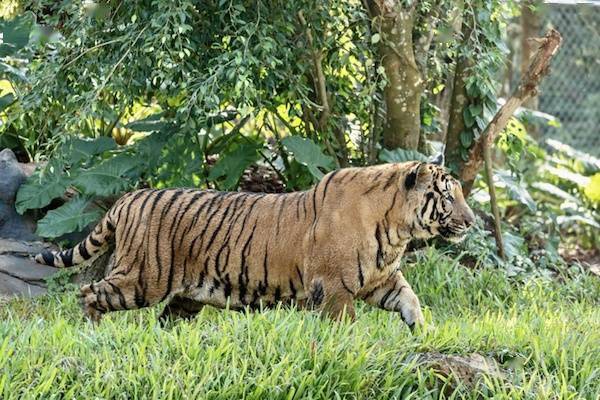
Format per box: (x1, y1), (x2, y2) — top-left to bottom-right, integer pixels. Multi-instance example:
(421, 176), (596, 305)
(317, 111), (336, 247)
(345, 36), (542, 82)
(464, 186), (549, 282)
(536, 1), (600, 155)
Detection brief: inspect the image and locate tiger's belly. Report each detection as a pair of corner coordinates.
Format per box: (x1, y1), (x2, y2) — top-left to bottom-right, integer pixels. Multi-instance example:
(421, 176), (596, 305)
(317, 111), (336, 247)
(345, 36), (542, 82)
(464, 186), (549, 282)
(186, 278), (307, 310)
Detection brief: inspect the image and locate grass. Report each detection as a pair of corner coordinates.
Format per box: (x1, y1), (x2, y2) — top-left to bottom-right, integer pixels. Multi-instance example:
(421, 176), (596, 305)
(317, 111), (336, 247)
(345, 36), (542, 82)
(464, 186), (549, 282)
(1, 248), (599, 399)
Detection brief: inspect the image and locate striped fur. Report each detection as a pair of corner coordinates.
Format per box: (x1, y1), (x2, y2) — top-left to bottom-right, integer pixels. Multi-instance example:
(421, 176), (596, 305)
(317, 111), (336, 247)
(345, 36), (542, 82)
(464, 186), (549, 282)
(35, 162), (474, 326)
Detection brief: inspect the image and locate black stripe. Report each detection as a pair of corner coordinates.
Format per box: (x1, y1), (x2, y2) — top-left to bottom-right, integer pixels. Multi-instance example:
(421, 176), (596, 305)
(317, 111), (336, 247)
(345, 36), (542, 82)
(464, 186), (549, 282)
(155, 190), (183, 285)
(382, 170), (399, 190)
(41, 251), (55, 267)
(78, 242), (91, 260)
(275, 195), (288, 236)
(362, 183), (379, 195)
(183, 193), (223, 259)
(188, 193), (229, 260)
(374, 225), (384, 268)
(61, 248), (74, 267)
(262, 244), (269, 294)
(295, 265), (304, 286)
(274, 286), (281, 303)
(379, 288), (394, 308)
(158, 190), (188, 299)
(321, 169), (341, 202)
(295, 193), (301, 220)
(340, 277), (355, 295)
(202, 194), (242, 262)
(232, 195), (262, 246)
(309, 280), (324, 307)
(122, 190), (157, 255)
(106, 220), (116, 232)
(89, 236), (103, 247)
(356, 250), (364, 287)
(106, 281), (127, 310)
(223, 274), (232, 298)
(289, 279), (297, 299)
(238, 221), (258, 304)
(102, 287), (115, 311)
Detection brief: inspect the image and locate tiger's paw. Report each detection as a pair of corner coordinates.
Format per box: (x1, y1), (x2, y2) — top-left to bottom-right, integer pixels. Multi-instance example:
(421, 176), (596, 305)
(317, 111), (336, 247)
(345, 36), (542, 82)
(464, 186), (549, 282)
(401, 303), (425, 333)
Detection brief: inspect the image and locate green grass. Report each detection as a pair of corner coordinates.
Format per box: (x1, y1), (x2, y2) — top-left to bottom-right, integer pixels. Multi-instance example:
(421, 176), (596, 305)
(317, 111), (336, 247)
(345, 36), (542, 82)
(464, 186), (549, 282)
(1, 249), (599, 399)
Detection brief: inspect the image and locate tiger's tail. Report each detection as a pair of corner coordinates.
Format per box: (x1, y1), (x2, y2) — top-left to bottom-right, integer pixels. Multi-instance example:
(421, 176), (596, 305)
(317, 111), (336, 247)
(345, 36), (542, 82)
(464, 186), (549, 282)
(35, 212), (116, 268)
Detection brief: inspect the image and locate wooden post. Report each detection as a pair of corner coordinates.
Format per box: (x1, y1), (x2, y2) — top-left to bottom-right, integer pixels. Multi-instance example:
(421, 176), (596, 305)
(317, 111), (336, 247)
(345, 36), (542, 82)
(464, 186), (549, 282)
(460, 29), (562, 196)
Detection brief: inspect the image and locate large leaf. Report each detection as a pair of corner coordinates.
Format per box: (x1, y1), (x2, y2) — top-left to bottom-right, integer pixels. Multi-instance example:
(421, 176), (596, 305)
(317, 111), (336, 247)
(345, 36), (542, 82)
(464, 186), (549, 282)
(67, 137), (117, 165)
(209, 143), (261, 190)
(281, 136), (335, 179)
(36, 197), (103, 238)
(493, 170), (536, 212)
(15, 165), (71, 214)
(73, 155), (135, 196)
(0, 13), (34, 57)
(0, 93), (16, 112)
(379, 148), (429, 163)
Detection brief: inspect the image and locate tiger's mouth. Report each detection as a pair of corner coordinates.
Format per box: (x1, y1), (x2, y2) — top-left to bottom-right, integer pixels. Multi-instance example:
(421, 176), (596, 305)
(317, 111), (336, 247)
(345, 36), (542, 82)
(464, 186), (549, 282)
(438, 226), (470, 243)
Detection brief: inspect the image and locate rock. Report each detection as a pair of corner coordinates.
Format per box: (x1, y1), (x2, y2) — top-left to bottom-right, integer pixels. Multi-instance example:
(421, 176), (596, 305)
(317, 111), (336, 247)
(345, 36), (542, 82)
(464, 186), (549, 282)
(0, 148), (25, 205)
(0, 148), (39, 240)
(410, 352), (507, 390)
(0, 273), (47, 297)
(0, 238), (56, 256)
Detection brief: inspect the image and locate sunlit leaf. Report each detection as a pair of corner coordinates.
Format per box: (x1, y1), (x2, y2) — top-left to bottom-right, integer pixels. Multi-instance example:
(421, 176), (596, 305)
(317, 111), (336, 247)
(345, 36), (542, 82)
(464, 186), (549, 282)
(282, 136), (335, 180)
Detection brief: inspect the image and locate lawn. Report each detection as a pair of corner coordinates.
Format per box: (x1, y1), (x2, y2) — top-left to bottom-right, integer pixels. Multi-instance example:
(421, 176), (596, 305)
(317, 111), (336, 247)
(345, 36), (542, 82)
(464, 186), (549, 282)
(1, 249), (599, 399)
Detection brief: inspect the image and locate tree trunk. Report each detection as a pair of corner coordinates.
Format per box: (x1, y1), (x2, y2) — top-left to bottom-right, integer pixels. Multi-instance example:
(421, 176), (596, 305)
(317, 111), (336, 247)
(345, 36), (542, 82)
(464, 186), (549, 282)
(365, 1), (422, 150)
(444, 16), (472, 174)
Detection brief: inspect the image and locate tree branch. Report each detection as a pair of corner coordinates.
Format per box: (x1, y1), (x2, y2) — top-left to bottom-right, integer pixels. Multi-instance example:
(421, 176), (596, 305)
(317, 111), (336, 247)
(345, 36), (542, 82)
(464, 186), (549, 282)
(460, 29), (562, 196)
(297, 11), (330, 129)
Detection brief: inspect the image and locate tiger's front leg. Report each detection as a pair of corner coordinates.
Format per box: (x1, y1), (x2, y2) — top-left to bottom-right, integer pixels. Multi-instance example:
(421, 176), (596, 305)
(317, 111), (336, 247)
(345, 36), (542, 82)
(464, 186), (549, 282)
(361, 270), (424, 331)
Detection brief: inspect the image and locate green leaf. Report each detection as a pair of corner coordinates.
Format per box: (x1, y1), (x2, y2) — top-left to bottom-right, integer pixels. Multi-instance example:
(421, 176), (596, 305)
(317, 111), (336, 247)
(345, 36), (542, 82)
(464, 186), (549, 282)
(282, 136), (335, 180)
(378, 148), (428, 164)
(66, 137), (117, 165)
(73, 155), (135, 196)
(209, 143), (261, 190)
(36, 197), (103, 238)
(124, 113), (166, 132)
(468, 104), (483, 117)
(459, 131), (473, 148)
(16, 172), (71, 214)
(502, 230), (526, 260)
(0, 93), (16, 112)
(463, 108), (475, 128)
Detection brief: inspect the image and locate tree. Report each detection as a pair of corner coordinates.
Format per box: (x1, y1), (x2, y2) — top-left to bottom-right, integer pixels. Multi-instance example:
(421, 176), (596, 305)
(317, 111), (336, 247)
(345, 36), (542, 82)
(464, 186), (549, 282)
(1, 0), (557, 239)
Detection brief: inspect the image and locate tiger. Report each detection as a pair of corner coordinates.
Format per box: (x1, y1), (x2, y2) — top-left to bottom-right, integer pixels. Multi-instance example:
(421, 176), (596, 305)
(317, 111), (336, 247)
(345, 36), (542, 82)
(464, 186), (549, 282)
(35, 160), (475, 329)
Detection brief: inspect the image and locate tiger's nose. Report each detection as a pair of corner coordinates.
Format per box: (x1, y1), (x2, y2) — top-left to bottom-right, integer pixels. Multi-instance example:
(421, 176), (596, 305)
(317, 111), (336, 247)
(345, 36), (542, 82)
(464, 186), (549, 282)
(463, 209), (475, 228)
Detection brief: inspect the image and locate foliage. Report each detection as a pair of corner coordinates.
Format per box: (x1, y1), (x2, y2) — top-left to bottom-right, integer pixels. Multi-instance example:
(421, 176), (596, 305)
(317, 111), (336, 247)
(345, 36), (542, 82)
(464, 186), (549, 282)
(464, 128), (600, 272)
(1, 248), (599, 399)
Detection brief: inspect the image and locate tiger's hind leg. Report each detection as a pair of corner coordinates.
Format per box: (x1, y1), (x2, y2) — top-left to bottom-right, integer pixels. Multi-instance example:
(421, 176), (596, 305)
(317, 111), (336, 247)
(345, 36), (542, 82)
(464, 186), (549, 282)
(79, 276), (147, 322)
(158, 296), (204, 326)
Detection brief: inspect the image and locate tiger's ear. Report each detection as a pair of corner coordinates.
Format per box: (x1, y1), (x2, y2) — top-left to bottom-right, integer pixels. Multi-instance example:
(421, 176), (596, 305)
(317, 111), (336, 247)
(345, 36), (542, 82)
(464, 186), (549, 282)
(404, 162), (432, 191)
(404, 163), (421, 191)
(429, 152), (444, 166)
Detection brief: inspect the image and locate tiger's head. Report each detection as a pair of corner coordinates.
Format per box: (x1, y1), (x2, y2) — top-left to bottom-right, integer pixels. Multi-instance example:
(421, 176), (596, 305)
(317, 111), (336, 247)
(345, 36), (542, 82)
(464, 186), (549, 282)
(403, 160), (475, 243)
